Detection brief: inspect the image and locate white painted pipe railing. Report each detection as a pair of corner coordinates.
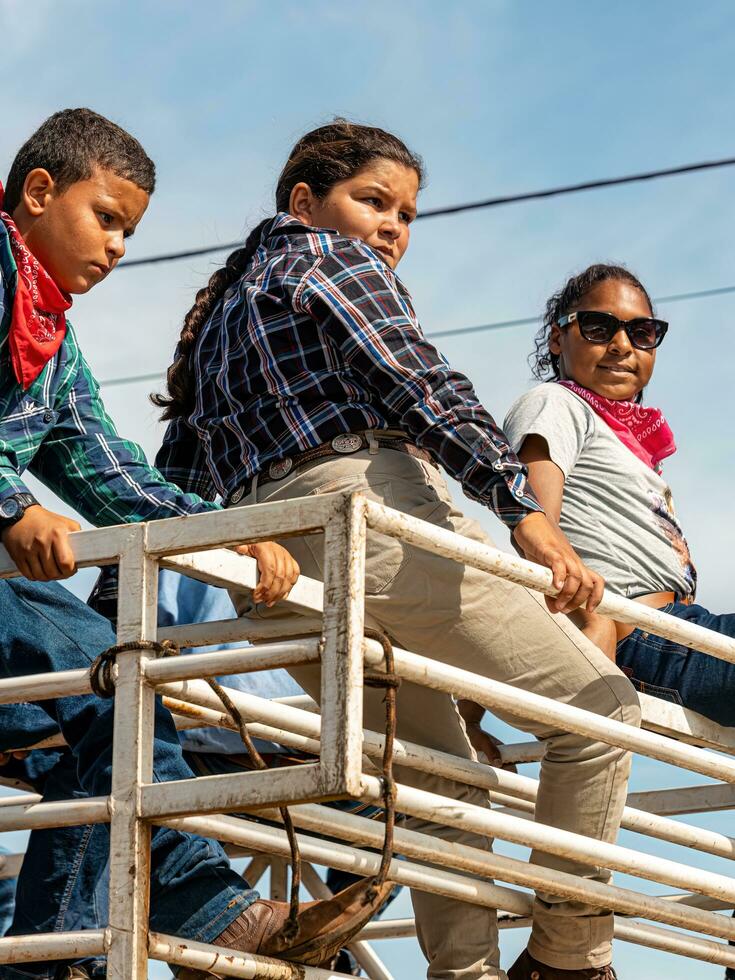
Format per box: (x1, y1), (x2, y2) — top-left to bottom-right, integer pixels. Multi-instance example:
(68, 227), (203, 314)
(0, 493), (735, 977)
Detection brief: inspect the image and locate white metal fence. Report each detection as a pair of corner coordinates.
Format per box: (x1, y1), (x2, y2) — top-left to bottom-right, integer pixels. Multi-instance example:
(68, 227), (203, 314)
(1, 491), (735, 977)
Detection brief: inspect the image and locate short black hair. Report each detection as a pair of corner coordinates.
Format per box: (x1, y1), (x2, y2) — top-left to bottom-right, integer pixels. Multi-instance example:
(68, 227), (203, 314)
(3, 108), (155, 214)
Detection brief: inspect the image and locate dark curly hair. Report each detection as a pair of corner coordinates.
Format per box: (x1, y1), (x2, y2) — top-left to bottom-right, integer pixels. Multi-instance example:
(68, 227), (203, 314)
(4, 108), (154, 214)
(530, 263), (654, 380)
(153, 118), (425, 421)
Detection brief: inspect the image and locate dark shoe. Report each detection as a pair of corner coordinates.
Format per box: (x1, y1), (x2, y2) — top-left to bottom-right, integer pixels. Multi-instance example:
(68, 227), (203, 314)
(333, 947), (362, 975)
(179, 877), (393, 978)
(509, 948), (618, 980)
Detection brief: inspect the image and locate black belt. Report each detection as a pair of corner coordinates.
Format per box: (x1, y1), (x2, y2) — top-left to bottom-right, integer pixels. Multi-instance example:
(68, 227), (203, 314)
(227, 432), (435, 505)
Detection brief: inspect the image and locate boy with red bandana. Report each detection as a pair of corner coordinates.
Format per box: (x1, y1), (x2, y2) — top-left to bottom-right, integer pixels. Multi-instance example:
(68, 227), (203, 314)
(0, 108), (354, 980)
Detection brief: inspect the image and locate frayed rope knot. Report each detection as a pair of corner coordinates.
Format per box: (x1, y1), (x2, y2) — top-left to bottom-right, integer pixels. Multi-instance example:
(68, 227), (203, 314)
(89, 639), (179, 698)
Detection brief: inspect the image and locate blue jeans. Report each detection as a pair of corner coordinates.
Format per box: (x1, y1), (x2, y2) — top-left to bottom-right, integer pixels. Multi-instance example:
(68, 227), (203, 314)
(0, 579), (257, 977)
(0, 750), (110, 979)
(617, 601), (735, 980)
(616, 602), (735, 726)
(0, 845), (17, 938)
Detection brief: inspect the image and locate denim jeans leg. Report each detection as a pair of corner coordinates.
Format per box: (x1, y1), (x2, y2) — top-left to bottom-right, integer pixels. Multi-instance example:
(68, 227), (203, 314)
(0, 579), (257, 946)
(616, 603), (735, 980)
(616, 602), (735, 727)
(1, 749), (108, 979)
(0, 851), (16, 937)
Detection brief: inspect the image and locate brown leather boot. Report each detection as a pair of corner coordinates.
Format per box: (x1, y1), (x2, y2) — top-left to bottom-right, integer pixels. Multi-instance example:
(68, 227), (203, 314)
(177, 876), (394, 978)
(508, 949), (618, 980)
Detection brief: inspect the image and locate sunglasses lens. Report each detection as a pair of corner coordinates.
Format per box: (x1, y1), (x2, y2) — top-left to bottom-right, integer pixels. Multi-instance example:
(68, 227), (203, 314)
(578, 316), (616, 344)
(628, 320), (663, 349)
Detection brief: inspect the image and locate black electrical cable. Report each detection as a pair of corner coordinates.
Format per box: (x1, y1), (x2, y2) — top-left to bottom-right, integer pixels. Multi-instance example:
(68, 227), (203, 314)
(118, 155), (735, 270)
(99, 282), (735, 387)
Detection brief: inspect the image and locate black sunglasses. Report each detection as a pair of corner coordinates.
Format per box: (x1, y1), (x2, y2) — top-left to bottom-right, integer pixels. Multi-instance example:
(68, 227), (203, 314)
(558, 311), (668, 350)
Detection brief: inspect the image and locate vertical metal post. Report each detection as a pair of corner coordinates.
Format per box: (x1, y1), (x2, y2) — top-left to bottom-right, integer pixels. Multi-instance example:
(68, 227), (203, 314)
(106, 525), (159, 979)
(269, 858), (289, 903)
(319, 493), (367, 797)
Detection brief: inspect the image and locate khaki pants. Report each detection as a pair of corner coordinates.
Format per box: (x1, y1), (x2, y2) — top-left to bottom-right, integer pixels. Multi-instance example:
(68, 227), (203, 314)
(232, 448), (640, 979)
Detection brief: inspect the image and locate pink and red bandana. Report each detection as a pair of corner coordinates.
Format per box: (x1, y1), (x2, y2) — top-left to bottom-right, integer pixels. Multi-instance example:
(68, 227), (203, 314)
(558, 379), (676, 471)
(0, 182), (70, 390)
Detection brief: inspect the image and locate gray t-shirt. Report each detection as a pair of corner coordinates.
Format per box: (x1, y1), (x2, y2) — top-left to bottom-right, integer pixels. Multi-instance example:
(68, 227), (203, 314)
(503, 384), (696, 599)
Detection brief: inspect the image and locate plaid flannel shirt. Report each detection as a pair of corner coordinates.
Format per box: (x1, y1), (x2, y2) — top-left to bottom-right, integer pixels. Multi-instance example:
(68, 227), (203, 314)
(0, 222), (217, 526)
(157, 213), (541, 528)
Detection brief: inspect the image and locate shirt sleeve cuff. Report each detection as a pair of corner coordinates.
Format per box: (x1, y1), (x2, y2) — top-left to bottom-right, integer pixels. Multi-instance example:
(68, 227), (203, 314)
(498, 491), (545, 530)
(0, 465), (32, 504)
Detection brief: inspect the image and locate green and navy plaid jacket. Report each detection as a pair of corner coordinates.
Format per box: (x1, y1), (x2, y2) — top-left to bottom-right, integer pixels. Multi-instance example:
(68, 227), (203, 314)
(0, 222), (217, 525)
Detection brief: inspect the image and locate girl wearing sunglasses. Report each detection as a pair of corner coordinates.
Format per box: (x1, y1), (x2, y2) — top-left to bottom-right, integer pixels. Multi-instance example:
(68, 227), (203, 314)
(503, 264), (735, 740)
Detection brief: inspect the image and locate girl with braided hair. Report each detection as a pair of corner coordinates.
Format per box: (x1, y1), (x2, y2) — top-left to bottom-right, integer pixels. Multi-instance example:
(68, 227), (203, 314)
(152, 119), (638, 980)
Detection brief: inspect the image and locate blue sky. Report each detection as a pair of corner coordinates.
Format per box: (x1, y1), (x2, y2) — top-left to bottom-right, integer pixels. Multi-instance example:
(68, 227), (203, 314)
(2, 1), (735, 976)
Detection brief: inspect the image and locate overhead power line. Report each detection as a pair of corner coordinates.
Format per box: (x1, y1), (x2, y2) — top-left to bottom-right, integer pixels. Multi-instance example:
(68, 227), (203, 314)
(428, 283), (735, 341)
(119, 155), (735, 270)
(99, 281), (735, 387)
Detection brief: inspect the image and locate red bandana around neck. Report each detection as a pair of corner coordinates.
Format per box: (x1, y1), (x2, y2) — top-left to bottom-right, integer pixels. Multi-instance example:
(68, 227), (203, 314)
(558, 379), (676, 472)
(0, 182), (71, 390)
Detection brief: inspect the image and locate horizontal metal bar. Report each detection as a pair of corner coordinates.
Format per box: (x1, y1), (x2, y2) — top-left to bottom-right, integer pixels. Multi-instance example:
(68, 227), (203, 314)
(139, 763), (324, 819)
(158, 615), (323, 649)
(0, 930), (107, 965)
(159, 810), (532, 915)
(159, 685), (735, 863)
(359, 918), (418, 941)
(162, 696), (323, 756)
(159, 810), (735, 945)
(364, 639), (735, 784)
(630, 783), (735, 816)
(359, 773), (735, 906)
(145, 639), (321, 685)
(145, 493), (345, 556)
(659, 892), (733, 911)
(237, 806), (735, 956)
(640, 692), (735, 754)
(0, 793), (41, 808)
(365, 499), (735, 665)
(613, 918), (735, 968)
(0, 797), (109, 832)
(0, 668), (91, 705)
(359, 915), (538, 939)
(497, 740), (544, 765)
(0, 523), (140, 578)
(149, 931), (355, 978)
(162, 549), (324, 619)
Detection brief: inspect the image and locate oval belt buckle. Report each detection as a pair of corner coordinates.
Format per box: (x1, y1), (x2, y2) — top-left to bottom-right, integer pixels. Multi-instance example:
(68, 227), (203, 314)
(268, 457), (293, 480)
(331, 433), (363, 455)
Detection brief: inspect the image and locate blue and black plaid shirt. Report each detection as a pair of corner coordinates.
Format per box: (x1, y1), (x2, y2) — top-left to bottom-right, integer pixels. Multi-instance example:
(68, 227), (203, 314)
(157, 213), (541, 529)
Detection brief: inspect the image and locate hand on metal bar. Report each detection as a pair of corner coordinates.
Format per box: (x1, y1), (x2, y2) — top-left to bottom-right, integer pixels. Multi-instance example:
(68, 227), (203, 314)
(233, 540), (299, 607)
(512, 511), (605, 614)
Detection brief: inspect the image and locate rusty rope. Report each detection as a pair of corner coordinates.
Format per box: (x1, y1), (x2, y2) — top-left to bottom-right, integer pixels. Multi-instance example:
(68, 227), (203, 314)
(363, 628), (400, 900)
(89, 636), (303, 940)
(89, 627), (400, 931)
(205, 675), (302, 941)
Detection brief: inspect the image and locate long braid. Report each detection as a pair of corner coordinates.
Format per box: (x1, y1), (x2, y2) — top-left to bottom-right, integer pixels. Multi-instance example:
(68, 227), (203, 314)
(152, 220), (268, 420)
